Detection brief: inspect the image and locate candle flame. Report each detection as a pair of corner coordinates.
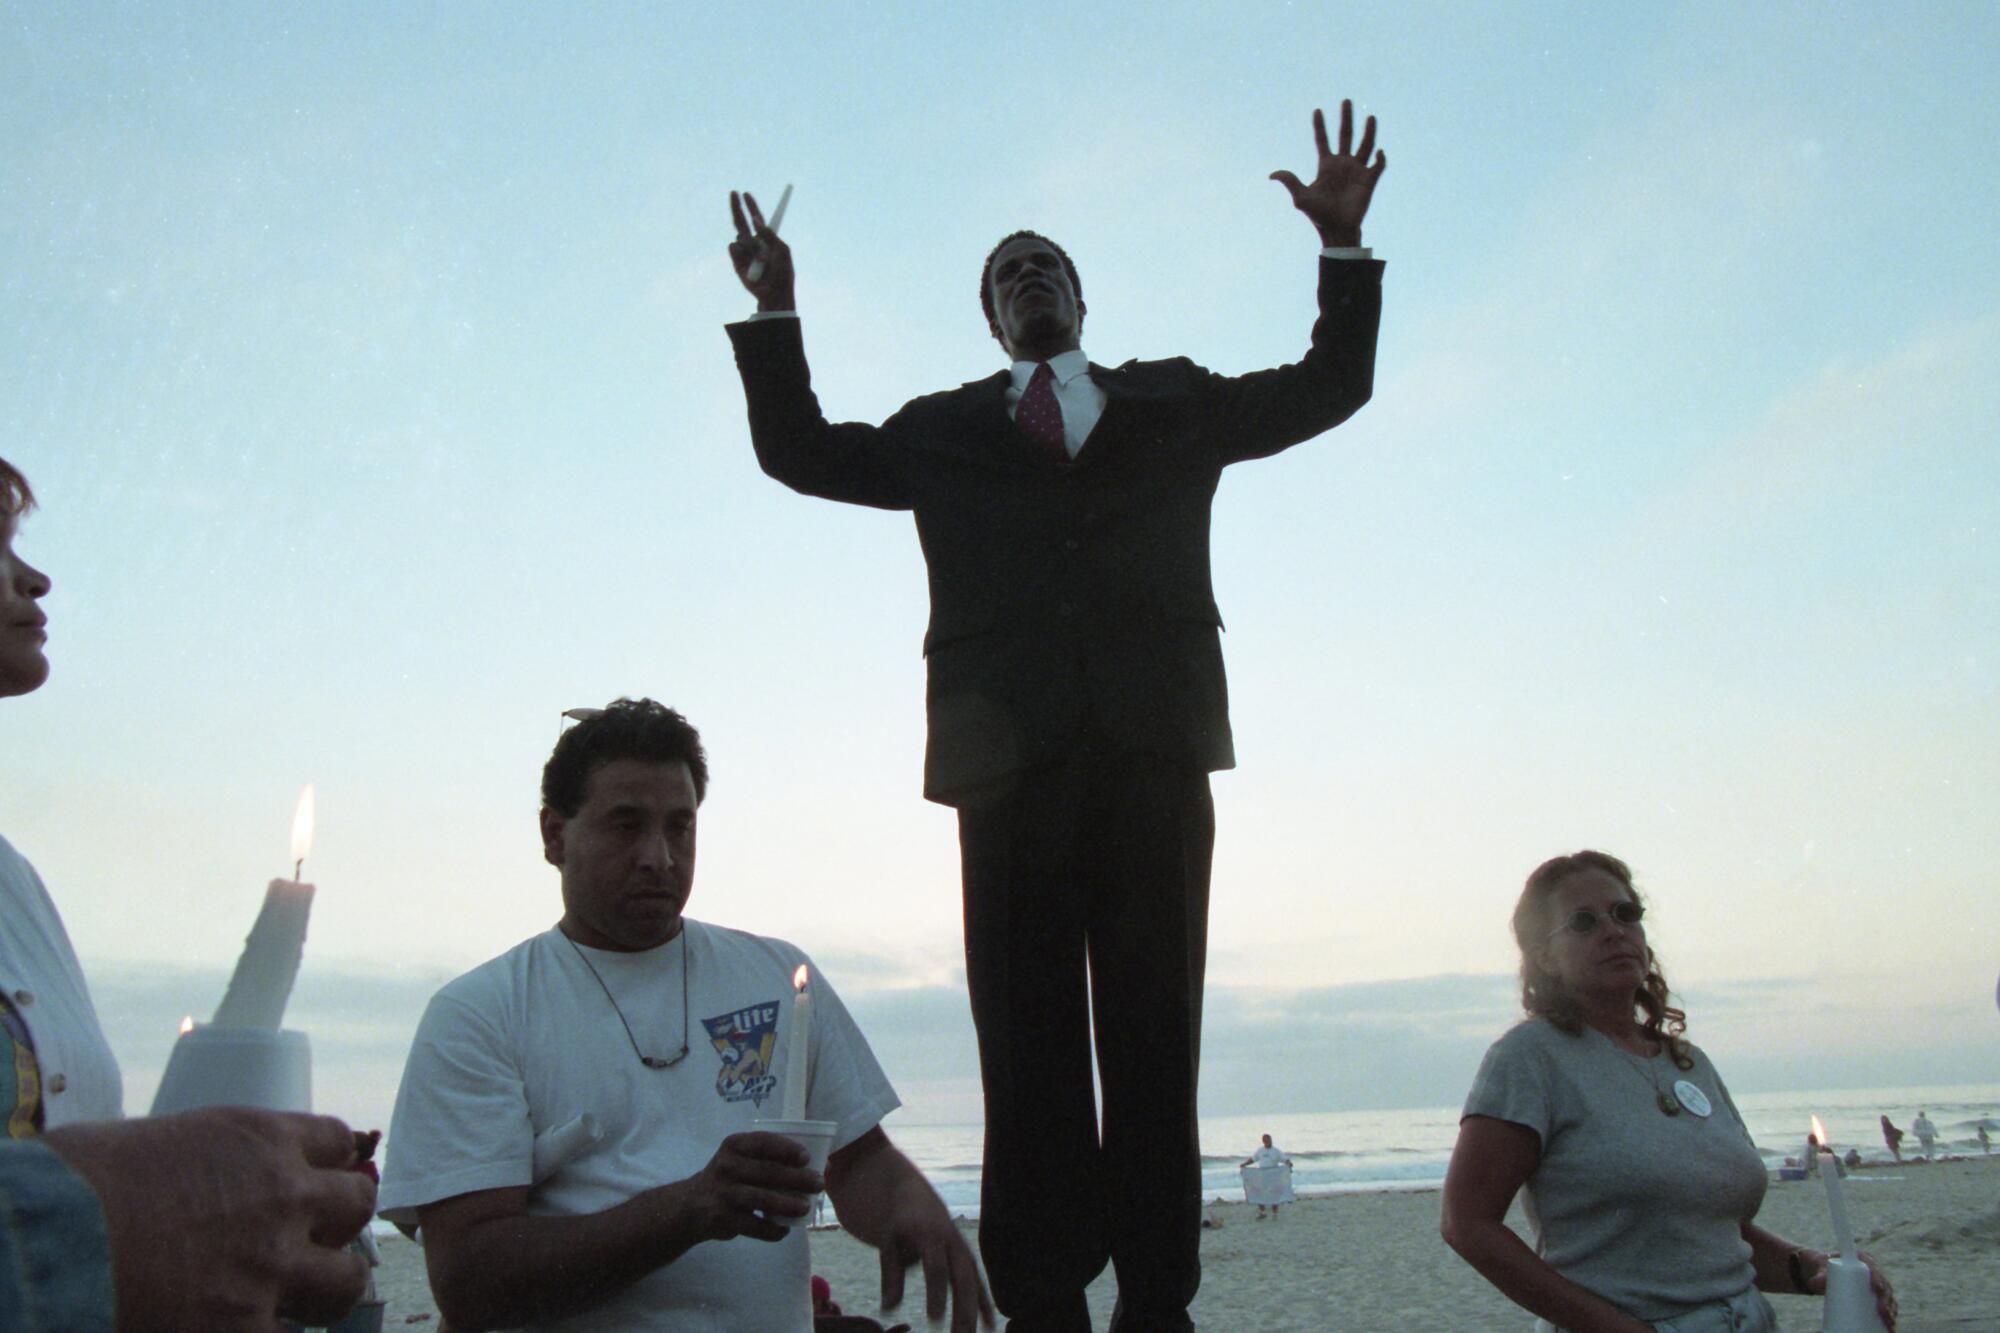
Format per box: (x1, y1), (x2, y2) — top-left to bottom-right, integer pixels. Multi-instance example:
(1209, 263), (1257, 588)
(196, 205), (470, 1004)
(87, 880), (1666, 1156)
(178, 1015), (194, 1036)
(1810, 1114), (1828, 1144)
(793, 964), (809, 992)
(289, 784), (316, 870)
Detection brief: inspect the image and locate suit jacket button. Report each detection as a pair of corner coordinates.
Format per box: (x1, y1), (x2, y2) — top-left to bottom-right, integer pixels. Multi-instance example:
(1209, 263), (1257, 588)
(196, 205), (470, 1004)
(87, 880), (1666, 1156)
(47, 1073), (66, 1094)
(11, 990), (31, 1007)
(1064, 538), (1080, 552)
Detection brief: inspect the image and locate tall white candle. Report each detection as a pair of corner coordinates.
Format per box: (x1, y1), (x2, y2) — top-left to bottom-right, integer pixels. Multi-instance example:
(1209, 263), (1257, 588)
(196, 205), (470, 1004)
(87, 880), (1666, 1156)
(1811, 1116), (1858, 1260)
(780, 964), (811, 1120)
(212, 786), (316, 1029)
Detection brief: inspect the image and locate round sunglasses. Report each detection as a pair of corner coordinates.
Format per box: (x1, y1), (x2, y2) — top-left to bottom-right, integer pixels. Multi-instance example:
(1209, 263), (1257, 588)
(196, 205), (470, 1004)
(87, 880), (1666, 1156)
(1547, 900), (1645, 939)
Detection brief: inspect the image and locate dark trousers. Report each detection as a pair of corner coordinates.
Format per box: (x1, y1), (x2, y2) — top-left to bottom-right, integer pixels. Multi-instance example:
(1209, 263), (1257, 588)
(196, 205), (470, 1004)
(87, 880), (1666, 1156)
(956, 746), (1214, 1327)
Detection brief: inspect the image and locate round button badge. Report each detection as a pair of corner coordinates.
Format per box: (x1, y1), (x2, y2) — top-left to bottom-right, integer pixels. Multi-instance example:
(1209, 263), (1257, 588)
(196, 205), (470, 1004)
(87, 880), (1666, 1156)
(1673, 1080), (1713, 1118)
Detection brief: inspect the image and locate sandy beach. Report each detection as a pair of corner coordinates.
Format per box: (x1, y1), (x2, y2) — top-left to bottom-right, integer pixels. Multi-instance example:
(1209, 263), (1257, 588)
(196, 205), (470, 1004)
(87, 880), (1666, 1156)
(369, 1155), (1998, 1330)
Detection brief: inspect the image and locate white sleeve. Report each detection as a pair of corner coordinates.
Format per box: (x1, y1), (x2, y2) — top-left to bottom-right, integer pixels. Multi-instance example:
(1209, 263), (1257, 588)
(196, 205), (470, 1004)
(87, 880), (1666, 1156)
(377, 987), (535, 1227)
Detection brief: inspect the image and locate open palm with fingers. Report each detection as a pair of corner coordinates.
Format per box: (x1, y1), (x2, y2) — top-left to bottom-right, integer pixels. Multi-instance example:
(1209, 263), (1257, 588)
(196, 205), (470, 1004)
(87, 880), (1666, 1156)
(1270, 99), (1386, 247)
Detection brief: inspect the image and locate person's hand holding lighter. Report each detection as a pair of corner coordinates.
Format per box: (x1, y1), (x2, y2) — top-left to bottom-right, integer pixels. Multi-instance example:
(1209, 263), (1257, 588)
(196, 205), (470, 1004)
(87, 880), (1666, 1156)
(728, 186), (796, 312)
(745, 184), (790, 281)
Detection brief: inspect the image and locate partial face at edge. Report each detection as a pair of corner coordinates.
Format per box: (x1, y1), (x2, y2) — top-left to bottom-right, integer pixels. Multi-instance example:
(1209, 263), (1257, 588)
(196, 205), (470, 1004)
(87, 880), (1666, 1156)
(543, 758), (699, 952)
(986, 236), (1084, 360)
(0, 513), (52, 698)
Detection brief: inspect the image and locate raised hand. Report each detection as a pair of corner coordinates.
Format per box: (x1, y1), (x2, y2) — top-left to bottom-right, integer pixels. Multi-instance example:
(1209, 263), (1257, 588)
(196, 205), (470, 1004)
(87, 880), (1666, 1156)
(1269, 99), (1387, 247)
(728, 190), (796, 313)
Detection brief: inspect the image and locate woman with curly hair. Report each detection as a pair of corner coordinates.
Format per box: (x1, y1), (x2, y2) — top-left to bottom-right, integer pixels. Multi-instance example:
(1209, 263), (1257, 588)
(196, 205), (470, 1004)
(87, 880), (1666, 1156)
(1440, 851), (1896, 1331)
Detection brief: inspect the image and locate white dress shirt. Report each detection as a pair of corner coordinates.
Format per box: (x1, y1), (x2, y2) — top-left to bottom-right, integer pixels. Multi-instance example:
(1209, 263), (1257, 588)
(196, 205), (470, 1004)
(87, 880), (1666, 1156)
(1004, 349), (1102, 458)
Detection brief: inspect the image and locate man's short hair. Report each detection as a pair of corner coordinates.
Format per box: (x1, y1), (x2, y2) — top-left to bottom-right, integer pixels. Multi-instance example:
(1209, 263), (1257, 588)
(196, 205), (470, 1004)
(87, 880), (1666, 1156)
(979, 230), (1083, 334)
(541, 698), (709, 817)
(0, 458), (35, 520)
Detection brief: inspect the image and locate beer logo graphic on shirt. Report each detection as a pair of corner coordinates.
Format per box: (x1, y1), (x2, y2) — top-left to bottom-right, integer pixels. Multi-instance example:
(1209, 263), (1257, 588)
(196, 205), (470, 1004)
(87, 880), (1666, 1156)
(701, 1002), (780, 1107)
(0, 996), (44, 1139)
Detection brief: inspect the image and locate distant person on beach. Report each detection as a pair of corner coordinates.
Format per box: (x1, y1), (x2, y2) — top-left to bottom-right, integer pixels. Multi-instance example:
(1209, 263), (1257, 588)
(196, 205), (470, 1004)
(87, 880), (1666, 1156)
(726, 98), (1386, 1333)
(1911, 1109), (1938, 1159)
(1978, 1124), (1991, 1155)
(0, 456), (377, 1330)
(1442, 850), (1899, 1332)
(1881, 1114), (1904, 1161)
(1241, 1133), (1293, 1220)
(378, 699), (989, 1332)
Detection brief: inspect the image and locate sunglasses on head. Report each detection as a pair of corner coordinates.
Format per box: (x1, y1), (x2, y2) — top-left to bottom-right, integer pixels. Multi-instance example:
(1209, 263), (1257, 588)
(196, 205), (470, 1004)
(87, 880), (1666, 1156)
(1547, 900), (1645, 939)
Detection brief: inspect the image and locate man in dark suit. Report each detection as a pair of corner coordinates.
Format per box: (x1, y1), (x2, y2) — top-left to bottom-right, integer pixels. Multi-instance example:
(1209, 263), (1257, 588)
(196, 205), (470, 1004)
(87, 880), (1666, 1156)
(726, 101), (1386, 1331)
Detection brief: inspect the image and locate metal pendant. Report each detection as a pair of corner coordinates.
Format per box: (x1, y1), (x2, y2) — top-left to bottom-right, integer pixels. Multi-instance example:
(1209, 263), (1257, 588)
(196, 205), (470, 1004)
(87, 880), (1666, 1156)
(1658, 1089), (1683, 1116)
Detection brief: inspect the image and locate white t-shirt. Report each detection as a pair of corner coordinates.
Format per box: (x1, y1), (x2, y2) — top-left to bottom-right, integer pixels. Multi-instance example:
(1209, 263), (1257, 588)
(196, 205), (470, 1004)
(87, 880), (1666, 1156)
(1249, 1144), (1287, 1168)
(0, 833), (123, 1131)
(380, 920), (899, 1332)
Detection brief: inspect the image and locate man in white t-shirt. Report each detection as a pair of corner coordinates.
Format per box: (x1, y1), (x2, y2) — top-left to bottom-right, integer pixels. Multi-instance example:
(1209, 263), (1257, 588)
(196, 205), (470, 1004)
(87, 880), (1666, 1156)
(379, 698), (990, 1332)
(1240, 1134), (1293, 1220)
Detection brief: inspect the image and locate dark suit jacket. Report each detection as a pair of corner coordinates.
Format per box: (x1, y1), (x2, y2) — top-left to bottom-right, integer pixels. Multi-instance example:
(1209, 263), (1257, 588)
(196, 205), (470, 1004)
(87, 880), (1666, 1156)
(728, 256), (1384, 805)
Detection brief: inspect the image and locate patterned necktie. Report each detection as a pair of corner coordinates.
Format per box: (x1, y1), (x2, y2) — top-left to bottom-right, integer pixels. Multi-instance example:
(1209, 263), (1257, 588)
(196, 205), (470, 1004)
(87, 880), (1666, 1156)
(1016, 361), (1069, 463)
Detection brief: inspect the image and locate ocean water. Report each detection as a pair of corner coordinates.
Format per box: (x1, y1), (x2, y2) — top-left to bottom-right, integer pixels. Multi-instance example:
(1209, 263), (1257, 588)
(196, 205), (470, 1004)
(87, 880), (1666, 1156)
(886, 1082), (2000, 1219)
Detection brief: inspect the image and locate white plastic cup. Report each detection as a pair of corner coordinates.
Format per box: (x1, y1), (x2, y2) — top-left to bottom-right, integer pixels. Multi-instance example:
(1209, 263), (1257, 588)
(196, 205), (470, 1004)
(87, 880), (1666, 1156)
(750, 1117), (836, 1229)
(1823, 1256), (1890, 1333)
(149, 1026), (312, 1115)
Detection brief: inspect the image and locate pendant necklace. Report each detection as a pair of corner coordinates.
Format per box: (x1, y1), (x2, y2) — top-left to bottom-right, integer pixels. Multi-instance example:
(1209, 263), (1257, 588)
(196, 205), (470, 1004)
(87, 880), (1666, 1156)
(1610, 1036), (1680, 1116)
(566, 927), (690, 1070)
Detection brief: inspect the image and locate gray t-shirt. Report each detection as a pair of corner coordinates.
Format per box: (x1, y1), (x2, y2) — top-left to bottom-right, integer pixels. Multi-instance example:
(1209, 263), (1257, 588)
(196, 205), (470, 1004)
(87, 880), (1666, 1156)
(1463, 1019), (1766, 1323)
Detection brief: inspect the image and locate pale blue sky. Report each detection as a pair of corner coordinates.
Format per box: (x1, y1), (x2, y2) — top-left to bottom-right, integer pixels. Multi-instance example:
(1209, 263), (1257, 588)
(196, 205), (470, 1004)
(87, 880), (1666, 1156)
(4, 3), (1996, 1125)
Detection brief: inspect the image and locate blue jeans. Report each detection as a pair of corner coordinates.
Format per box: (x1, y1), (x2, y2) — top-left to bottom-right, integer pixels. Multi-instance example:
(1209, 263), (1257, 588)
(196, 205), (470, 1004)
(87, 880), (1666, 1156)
(1537, 1285), (1777, 1333)
(0, 1139), (115, 1331)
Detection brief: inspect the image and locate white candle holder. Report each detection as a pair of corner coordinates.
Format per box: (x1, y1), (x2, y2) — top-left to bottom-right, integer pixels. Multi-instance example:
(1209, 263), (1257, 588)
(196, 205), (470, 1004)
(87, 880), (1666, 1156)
(748, 1117), (835, 1229)
(1822, 1255), (1889, 1333)
(149, 1025), (313, 1115)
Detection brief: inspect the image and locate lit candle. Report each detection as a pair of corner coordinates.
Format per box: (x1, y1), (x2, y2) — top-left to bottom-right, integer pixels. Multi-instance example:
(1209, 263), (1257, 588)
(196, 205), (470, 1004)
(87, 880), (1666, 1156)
(211, 785), (316, 1029)
(780, 964), (811, 1121)
(1811, 1115), (1890, 1333)
(1809, 1115), (1856, 1259)
(743, 183), (793, 283)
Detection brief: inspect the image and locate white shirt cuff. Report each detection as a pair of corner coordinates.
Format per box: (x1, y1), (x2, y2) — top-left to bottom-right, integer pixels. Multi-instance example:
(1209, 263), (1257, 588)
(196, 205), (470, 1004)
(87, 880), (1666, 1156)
(746, 310), (799, 321)
(1320, 246), (1373, 260)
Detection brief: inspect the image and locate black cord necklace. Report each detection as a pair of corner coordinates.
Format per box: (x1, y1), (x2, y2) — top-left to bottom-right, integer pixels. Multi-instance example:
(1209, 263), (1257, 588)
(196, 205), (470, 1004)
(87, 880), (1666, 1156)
(565, 926), (690, 1070)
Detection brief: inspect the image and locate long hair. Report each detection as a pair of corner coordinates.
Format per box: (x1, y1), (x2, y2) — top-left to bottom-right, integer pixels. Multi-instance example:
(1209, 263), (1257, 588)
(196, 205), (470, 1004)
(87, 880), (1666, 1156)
(1511, 850), (1692, 1070)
